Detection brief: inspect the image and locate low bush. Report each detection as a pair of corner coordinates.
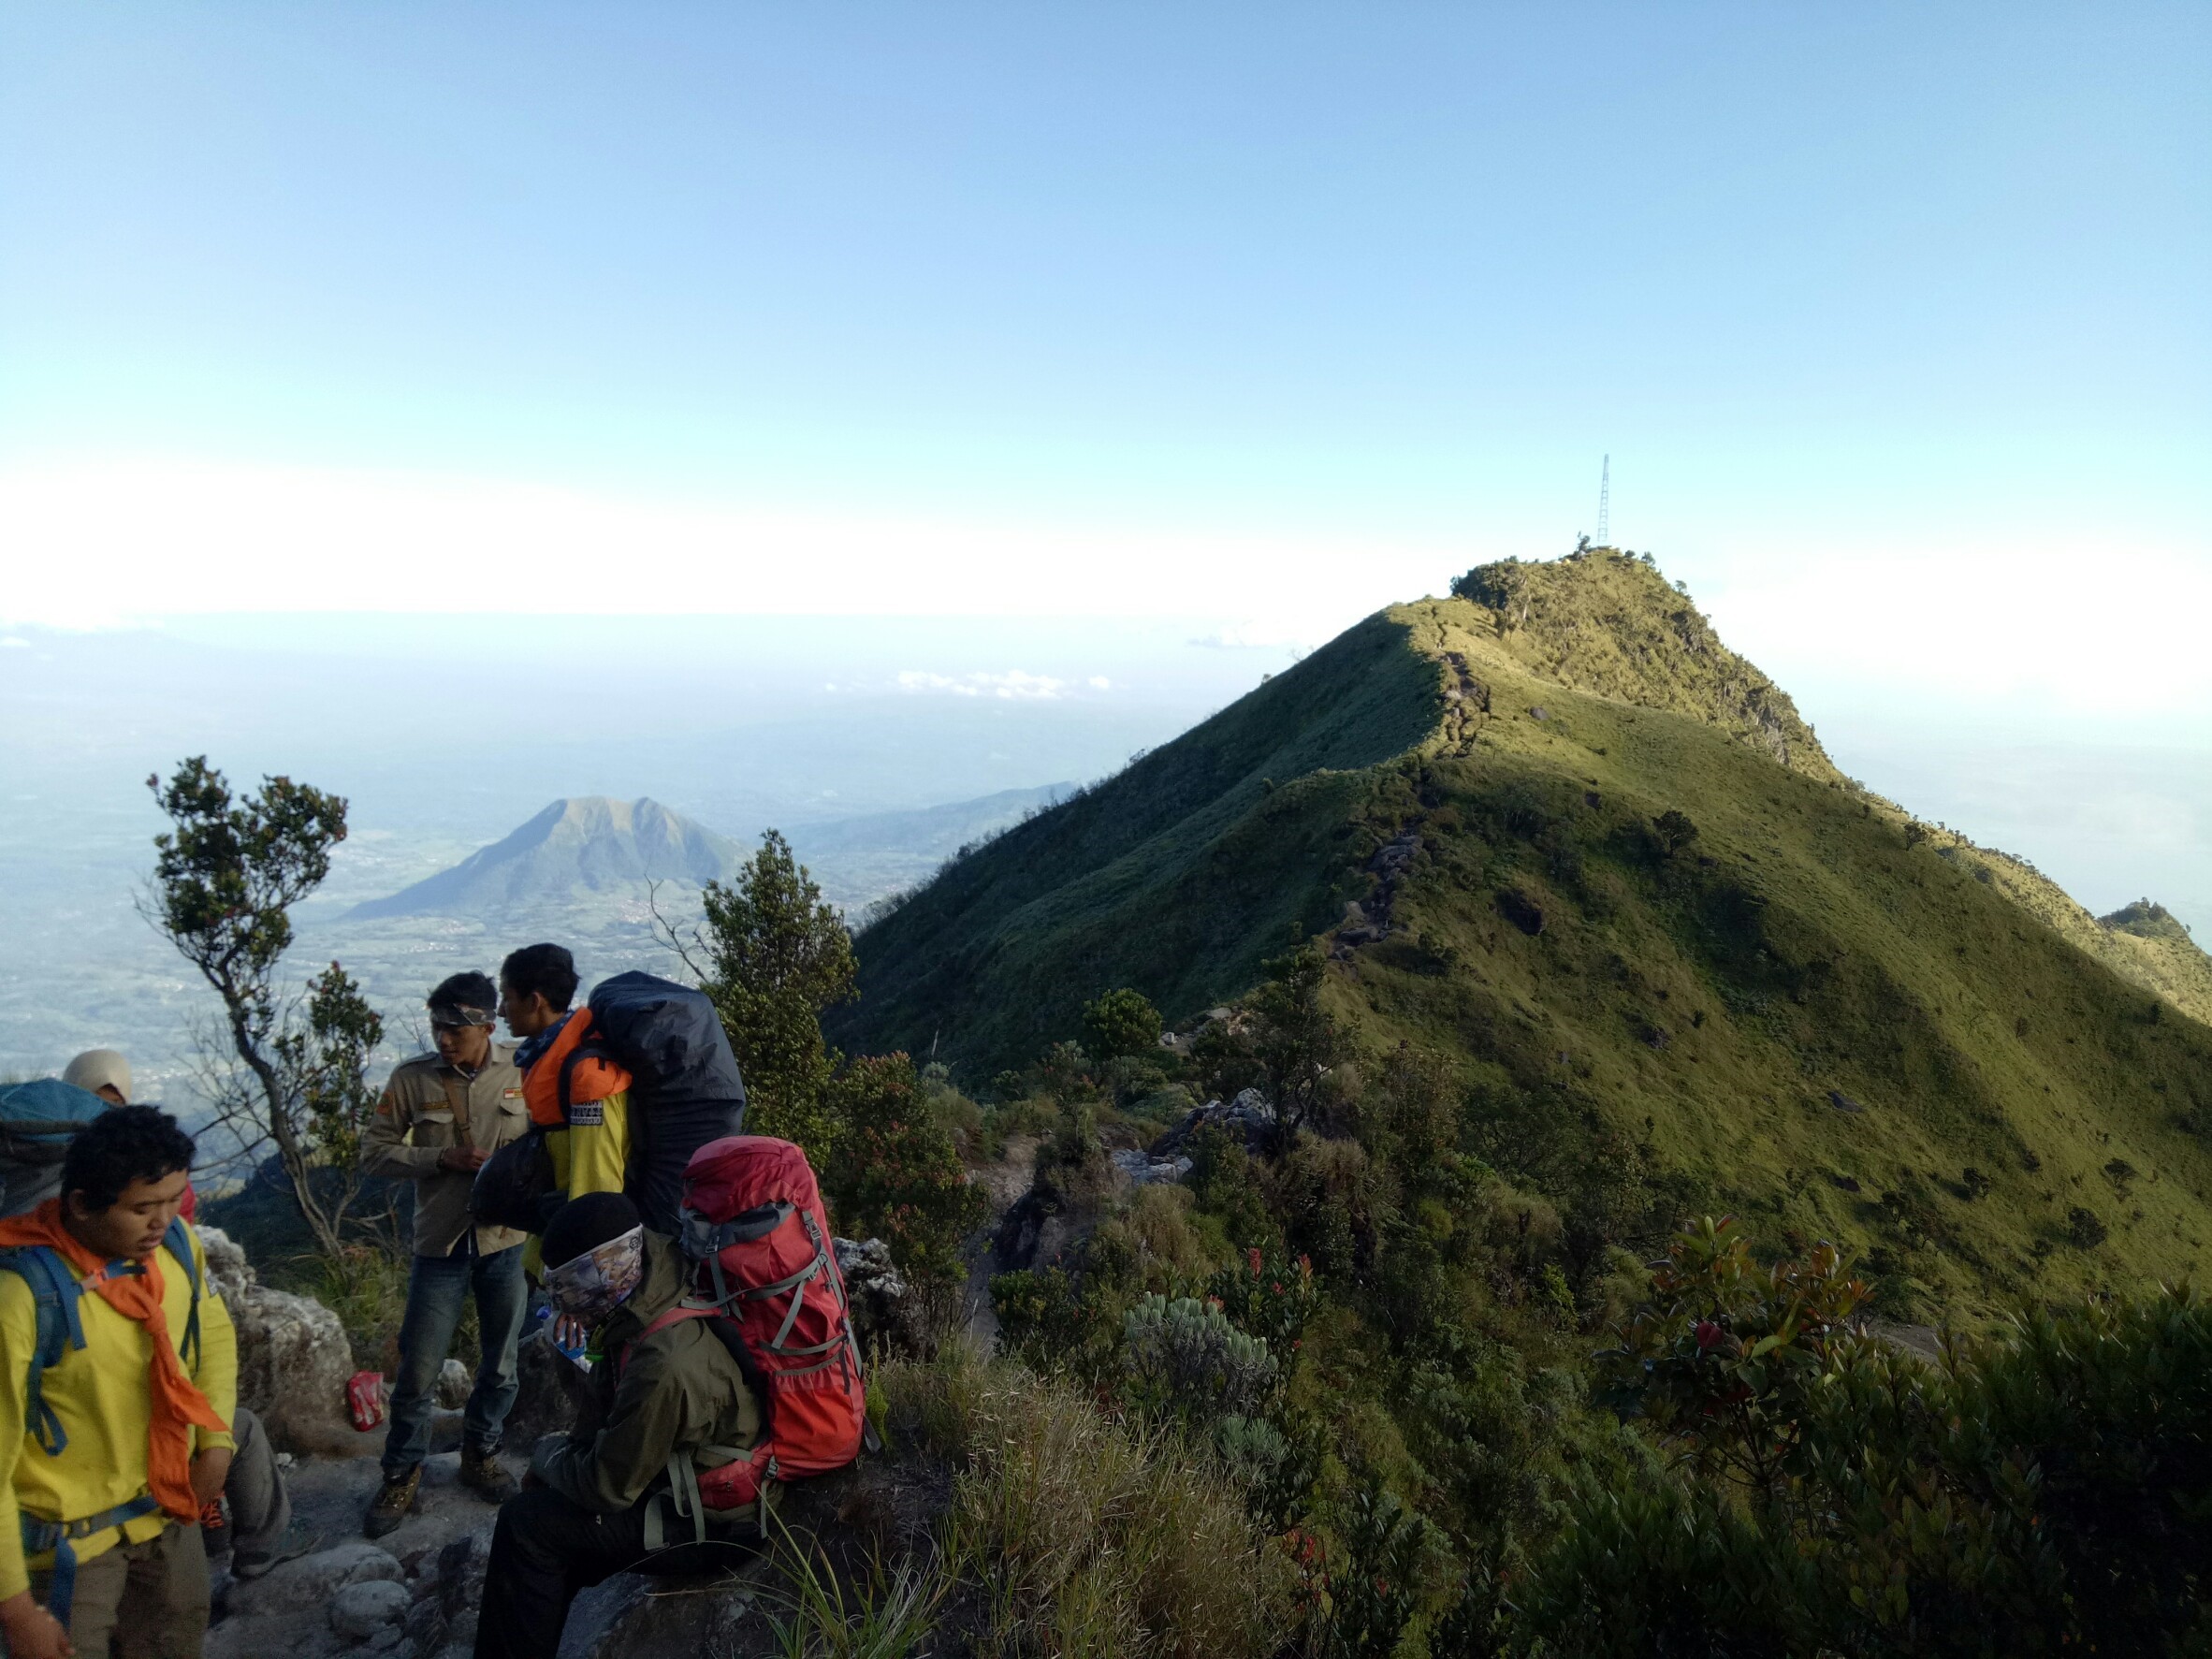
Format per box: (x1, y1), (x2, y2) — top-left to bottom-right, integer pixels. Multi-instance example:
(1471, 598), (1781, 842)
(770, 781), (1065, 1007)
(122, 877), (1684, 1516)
(822, 1053), (987, 1288)
(871, 1347), (1300, 1659)
(1528, 1217), (2212, 1654)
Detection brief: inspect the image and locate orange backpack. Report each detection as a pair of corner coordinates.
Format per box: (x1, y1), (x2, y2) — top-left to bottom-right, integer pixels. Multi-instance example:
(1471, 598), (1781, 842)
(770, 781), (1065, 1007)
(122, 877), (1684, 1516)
(623, 1136), (866, 1535)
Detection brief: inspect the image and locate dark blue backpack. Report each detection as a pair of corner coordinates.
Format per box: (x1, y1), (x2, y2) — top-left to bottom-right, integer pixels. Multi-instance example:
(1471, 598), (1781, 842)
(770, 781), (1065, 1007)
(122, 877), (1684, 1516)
(0, 1081), (107, 1217)
(1, 1216), (205, 1624)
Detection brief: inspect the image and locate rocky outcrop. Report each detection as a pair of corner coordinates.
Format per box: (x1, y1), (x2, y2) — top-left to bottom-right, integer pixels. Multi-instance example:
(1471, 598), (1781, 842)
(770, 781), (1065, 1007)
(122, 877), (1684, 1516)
(199, 1227), (359, 1454)
(1110, 1149), (1194, 1186)
(1147, 1088), (1277, 1161)
(837, 1237), (925, 1358)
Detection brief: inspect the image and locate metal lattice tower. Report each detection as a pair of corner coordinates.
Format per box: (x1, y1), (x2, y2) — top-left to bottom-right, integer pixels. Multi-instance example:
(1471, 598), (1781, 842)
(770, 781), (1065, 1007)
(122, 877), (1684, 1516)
(1595, 455), (1610, 547)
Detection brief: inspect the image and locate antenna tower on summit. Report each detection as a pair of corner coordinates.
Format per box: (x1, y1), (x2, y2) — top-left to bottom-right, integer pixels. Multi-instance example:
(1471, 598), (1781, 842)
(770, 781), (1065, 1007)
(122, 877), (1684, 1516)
(1595, 455), (1610, 547)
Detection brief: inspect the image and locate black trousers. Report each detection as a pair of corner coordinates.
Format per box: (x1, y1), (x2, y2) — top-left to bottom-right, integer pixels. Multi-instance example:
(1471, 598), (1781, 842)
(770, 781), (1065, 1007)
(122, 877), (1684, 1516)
(474, 1487), (750, 1659)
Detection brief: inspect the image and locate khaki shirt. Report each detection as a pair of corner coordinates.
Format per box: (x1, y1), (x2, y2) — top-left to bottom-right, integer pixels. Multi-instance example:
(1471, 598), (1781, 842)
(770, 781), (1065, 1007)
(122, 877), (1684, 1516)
(361, 1045), (530, 1258)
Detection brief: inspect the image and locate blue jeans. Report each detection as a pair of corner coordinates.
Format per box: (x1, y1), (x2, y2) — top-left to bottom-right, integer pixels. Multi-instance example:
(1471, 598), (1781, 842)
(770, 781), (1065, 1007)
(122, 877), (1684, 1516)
(383, 1243), (529, 1476)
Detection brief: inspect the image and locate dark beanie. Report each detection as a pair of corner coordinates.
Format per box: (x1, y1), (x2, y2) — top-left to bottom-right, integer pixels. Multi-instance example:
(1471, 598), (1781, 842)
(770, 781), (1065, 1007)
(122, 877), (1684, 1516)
(541, 1191), (642, 1269)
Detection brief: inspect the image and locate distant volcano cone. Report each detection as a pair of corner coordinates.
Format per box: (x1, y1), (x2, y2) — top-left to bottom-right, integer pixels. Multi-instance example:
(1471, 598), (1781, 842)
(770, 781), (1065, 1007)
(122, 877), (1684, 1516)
(349, 796), (741, 919)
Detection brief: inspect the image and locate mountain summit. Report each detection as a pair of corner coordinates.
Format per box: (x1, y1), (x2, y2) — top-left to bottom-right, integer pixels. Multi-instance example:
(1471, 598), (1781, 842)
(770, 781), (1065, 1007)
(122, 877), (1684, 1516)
(350, 796), (741, 920)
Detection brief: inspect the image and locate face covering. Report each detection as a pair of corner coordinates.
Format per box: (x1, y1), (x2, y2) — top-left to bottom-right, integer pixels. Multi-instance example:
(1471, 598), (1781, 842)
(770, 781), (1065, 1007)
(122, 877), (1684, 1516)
(545, 1225), (646, 1328)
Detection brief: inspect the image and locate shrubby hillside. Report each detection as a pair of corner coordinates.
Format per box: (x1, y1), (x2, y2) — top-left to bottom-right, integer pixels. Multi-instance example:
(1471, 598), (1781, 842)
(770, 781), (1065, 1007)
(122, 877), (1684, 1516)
(839, 550), (2212, 1309)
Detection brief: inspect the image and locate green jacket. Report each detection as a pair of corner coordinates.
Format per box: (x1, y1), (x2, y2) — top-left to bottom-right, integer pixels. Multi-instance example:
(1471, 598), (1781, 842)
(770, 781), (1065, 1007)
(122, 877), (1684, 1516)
(529, 1234), (762, 1514)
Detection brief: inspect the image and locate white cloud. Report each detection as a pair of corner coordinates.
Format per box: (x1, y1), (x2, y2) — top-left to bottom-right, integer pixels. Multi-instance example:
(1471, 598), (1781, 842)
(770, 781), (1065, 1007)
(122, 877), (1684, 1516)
(1087, 675), (1112, 690)
(896, 669), (1070, 700)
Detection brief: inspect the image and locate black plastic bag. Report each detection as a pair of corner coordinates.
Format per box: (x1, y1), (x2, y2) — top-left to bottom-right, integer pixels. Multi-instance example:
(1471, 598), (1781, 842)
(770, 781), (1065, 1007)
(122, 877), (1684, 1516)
(471, 1127), (561, 1234)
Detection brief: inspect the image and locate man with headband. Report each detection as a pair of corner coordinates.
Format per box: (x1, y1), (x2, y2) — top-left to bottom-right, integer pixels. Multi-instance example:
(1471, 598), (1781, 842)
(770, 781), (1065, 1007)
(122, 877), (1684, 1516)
(474, 1192), (763, 1659)
(358, 972), (531, 1536)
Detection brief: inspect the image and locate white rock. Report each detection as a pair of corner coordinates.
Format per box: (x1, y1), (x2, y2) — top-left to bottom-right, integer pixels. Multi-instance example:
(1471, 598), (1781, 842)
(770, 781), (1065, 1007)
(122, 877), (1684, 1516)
(197, 1224), (358, 1453)
(330, 1578), (412, 1638)
(435, 1357), (472, 1409)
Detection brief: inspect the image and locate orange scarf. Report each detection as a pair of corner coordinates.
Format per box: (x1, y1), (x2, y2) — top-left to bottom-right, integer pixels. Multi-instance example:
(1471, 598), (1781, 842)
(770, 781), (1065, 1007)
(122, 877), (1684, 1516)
(0, 1201), (227, 1521)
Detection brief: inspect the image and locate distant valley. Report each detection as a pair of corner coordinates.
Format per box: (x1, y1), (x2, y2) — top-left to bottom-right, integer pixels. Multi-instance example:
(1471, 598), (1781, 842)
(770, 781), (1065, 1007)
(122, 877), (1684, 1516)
(0, 779), (1066, 1100)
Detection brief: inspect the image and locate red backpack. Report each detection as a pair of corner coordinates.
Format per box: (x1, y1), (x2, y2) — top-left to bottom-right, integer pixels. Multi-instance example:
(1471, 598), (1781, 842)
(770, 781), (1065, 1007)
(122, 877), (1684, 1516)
(629, 1135), (867, 1531)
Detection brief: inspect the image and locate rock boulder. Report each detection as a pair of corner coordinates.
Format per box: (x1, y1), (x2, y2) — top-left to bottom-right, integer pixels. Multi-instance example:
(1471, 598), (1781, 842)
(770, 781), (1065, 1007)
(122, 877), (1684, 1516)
(198, 1227), (359, 1455)
(228, 1540), (404, 1619)
(331, 1578), (411, 1639)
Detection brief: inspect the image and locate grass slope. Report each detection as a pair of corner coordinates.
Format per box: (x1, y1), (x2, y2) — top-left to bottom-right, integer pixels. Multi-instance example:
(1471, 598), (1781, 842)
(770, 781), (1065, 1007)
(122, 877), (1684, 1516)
(829, 611), (1439, 1064)
(841, 552), (2212, 1306)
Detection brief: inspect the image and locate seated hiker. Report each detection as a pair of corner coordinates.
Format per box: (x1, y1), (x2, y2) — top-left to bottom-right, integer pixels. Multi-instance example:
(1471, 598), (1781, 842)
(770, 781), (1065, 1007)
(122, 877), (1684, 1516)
(474, 1193), (762, 1659)
(57, 1052), (131, 1112)
(50, 1054), (312, 1581)
(0, 1107), (236, 1659)
(498, 945), (632, 1214)
(357, 973), (531, 1536)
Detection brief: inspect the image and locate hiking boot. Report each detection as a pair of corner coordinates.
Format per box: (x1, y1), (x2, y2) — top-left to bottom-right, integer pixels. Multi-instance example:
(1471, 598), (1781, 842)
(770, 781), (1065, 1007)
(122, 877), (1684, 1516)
(363, 1467), (420, 1538)
(233, 1521), (322, 1580)
(458, 1446), (517, 1503)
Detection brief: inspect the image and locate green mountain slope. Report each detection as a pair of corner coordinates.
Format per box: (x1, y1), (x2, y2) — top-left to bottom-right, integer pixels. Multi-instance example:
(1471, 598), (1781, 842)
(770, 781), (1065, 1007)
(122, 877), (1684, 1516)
(837, 551), (2212, 1304)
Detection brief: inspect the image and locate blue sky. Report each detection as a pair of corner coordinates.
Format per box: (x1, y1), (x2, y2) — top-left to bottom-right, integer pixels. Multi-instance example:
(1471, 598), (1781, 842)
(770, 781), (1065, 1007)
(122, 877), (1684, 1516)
(6, 5), (2204, 545)
(2, 4), (2208, 919)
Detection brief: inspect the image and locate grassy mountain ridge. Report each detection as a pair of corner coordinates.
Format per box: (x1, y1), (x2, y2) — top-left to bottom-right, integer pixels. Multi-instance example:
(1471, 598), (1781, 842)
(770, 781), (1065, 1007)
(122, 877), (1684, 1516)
(830, 611), (1439, 1059)
(839, 550), (2212, 1305)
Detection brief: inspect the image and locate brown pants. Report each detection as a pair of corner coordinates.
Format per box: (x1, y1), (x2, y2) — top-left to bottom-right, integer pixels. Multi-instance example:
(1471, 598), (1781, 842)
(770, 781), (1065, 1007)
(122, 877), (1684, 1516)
(29, 1521), (209, 1659)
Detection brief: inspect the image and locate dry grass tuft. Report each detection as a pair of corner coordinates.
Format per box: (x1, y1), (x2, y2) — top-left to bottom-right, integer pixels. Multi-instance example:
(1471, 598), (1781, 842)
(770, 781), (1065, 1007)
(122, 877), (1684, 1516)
(873, 1346), (1297, 1658)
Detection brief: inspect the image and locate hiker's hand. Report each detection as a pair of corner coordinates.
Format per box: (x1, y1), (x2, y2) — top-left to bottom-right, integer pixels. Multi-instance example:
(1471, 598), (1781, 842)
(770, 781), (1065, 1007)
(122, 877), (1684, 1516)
(439, 1145), (489, 1172)
(191, 1447), (234, 1507)
(1, 1591), (73, 1659)
(553, 1314), (587, 1350)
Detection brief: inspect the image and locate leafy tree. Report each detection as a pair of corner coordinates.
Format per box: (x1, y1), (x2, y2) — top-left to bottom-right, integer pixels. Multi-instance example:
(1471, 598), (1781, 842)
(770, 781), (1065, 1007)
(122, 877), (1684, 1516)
(1246, 942), (1346, 1146)
(697, 830), (856, 1157)
(1081, 987), (1162, 1062)
(1649, 808), (1698, 859)
(145, 758), (383, 1260)
(822, 1053), (984, 1288)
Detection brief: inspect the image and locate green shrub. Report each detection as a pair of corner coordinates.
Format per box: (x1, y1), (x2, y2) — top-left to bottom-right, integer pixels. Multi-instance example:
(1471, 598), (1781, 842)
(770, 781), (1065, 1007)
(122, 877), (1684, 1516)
(2067, 1204), (2109, 1249)
(1206, 1244), (1320, 1360)
(1122, 1294), (1279, 1424)
(822, 1053), (986, 1288)
(1082, 988), (1163, 1062)
(1535, 1225), (2212, 1655)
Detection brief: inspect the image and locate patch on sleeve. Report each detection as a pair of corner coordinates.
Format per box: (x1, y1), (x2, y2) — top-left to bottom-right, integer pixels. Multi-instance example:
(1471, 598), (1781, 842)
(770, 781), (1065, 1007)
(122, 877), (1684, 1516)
(502, 1088), (521, 1099)
(567, 1099), (605, 1128)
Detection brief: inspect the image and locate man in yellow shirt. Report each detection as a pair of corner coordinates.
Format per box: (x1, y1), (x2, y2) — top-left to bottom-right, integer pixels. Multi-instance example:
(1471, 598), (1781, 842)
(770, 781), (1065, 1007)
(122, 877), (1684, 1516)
(498, 944), (632, 1210)
(0, 1106), (236, 1659)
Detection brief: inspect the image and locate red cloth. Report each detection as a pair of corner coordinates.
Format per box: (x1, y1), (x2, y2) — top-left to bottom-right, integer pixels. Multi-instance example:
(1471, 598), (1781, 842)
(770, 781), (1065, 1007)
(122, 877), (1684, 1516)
(0, 1201), (227, 1521)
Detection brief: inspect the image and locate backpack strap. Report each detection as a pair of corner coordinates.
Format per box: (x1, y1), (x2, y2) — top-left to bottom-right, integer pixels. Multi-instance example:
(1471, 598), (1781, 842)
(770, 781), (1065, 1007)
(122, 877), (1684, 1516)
(557, 1037), (619, 1128)
(619, 1302), (777, 1436)
(0, 1245), (88, 1458)
(20, 1493), (163, 1627)
(0, 1222), (205, 1462)
(161, 1217), (202, 1374)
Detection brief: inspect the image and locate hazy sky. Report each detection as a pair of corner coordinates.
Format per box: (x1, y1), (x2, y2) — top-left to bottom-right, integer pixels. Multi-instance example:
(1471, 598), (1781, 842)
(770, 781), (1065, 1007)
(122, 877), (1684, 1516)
(2, 9), (2206, 835)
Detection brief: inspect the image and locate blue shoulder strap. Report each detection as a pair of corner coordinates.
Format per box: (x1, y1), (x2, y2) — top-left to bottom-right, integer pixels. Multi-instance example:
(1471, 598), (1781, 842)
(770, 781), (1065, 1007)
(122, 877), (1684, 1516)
(161, 1217), (202, 1373)
(0, 1245), (87, 1457)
